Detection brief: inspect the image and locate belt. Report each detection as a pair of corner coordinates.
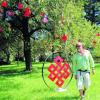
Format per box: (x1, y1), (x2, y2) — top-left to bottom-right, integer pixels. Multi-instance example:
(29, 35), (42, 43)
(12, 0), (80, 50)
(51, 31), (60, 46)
(78, 69), (90, 76)
(78, 69), (88, 72)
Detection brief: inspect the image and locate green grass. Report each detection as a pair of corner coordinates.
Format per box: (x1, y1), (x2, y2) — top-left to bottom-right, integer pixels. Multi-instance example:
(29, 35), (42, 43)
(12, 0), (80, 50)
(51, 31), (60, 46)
(0, 62), (100, 100)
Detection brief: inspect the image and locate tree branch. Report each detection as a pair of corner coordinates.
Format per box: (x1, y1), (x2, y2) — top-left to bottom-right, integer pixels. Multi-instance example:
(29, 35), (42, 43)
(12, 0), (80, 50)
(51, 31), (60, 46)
(29, 26), (51, 36)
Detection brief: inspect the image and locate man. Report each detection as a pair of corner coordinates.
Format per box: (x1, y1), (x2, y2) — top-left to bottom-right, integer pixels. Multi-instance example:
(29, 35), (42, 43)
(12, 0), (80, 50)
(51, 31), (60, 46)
(72, 41), (95, 100)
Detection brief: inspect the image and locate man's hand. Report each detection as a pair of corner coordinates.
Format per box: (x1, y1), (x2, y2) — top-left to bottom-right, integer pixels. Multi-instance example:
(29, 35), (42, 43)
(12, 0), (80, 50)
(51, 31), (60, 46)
(92, 69), (95, 74)
(75, 74), (78, 79)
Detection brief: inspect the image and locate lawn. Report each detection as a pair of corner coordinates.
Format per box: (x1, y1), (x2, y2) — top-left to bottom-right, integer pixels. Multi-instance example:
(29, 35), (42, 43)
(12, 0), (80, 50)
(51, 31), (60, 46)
(0, 62), (100, 100)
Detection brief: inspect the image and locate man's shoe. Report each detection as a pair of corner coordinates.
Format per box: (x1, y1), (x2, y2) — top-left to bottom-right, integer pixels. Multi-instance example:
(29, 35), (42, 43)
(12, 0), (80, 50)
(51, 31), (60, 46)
(81, 95), (85, 100)
(83, 90), (86, 96)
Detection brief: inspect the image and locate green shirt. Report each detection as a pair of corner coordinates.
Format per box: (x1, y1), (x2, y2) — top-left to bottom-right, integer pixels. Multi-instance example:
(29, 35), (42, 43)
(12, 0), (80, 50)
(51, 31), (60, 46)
(72, 50), (94, 75)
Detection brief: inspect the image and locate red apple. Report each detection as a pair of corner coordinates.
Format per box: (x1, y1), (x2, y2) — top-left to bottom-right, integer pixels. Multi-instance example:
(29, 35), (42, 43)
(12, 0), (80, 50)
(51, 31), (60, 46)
(24, 7), (31, 17)
(61, 34), (67, 42)
(1, 0), (7, 8)
(18, 2), (23, 10)
(0, 27), (3, 33)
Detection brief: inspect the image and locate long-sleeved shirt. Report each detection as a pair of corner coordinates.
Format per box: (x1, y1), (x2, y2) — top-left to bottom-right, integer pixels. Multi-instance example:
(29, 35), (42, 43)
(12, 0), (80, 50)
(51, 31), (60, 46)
(72, 50), (94, 75)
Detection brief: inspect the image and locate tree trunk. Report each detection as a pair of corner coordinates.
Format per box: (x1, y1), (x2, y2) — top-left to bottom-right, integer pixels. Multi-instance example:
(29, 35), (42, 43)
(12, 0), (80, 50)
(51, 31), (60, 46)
(23, 37), (32, 71)
(4, 49), (10, 64)
(22, 17), (32, 71)
(6, 50), (10, 64)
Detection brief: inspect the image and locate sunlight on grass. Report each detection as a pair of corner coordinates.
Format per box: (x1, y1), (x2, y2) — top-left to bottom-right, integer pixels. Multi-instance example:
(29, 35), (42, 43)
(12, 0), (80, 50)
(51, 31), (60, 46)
(0, 62), (100, 100)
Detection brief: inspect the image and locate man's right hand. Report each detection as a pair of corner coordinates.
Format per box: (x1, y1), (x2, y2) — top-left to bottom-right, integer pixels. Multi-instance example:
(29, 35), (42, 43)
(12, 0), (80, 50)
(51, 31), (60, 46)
(92, 69), (95, 74)
(75, 74), (77, 79)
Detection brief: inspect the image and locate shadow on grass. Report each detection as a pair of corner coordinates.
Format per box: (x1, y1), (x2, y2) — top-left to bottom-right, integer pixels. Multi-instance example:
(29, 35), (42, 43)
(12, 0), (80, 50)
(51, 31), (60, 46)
(0, 67), (41, 77)
(46, 96), (79, 100)
(0, 69), (29, 76)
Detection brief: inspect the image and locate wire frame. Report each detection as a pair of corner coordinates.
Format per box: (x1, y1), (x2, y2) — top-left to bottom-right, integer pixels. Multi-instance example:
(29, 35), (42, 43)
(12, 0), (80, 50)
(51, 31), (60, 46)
(42, 51), (73, 92)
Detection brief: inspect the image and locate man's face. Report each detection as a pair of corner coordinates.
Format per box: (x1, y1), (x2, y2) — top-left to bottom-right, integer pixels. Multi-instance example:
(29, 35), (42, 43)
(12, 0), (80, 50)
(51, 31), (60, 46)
(76, 42), (83, 52)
